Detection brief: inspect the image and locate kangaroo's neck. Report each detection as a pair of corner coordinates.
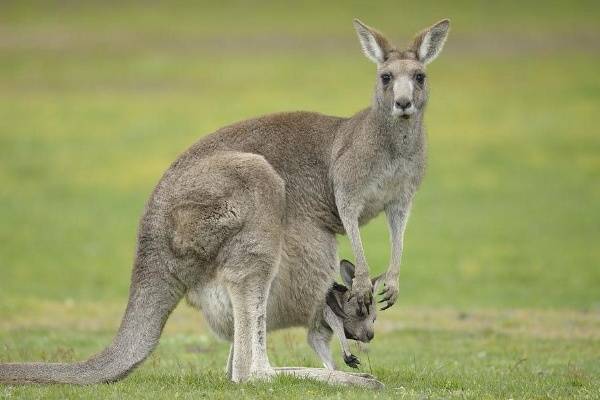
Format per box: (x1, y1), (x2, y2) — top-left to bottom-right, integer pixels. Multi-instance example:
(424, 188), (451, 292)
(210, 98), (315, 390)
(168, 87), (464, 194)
(350, 106), (426, 159)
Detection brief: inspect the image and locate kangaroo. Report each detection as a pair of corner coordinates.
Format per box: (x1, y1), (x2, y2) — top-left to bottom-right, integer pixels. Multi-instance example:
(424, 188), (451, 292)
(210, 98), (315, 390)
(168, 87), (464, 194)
(0, 18), (449, 388)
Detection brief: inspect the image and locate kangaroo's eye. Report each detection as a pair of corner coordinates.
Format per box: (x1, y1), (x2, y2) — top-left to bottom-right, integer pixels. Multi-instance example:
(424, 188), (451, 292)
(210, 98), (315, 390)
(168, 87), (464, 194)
(415, 73), (426, 85)
(380, 73), (392, 85)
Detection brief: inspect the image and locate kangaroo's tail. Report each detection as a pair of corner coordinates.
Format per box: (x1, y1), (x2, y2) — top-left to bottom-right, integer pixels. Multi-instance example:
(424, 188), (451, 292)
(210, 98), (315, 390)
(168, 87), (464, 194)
(0, 254), (183, 384)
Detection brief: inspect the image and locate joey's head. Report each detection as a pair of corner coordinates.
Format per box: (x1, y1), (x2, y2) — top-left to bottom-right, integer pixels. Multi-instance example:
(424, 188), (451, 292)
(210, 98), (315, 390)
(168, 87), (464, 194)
(353, 18), (450, 121)
(326, 260), (383, 343)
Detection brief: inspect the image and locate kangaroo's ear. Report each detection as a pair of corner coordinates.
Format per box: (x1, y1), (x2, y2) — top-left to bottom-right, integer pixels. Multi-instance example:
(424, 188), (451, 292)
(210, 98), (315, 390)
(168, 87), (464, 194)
(353, 19), (395, 64)
(371, 273), (385, 292)
(326, 289), (347, 319)
(411, 19), (450, 65)
(340, 259), (355, 287)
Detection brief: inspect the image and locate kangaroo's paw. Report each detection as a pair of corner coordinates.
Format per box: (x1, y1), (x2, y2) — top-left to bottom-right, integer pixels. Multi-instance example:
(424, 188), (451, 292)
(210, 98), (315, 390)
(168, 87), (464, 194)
(343, 353), (360, 369)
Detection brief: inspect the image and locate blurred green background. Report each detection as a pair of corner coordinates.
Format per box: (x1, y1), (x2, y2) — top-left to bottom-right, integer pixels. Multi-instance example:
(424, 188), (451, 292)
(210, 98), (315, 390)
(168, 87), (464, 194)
(0, 1), (599, 399)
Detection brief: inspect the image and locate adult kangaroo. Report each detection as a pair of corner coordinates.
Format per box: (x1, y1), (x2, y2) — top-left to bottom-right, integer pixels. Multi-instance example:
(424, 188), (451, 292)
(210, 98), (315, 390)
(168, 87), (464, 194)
(0, 19), (449, 386)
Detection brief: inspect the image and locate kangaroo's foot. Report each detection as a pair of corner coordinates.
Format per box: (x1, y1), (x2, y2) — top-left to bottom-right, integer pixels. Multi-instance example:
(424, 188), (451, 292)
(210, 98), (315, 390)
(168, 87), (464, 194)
(273, 367), (384, 389)
(247, 366), (277, 382)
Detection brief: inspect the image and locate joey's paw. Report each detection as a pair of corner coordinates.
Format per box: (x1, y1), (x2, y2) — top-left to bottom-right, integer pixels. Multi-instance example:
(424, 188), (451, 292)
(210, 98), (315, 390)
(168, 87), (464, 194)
(378, 277), (399, 310)
(343, 353), (360, 369)
(349, 277), (373, 314)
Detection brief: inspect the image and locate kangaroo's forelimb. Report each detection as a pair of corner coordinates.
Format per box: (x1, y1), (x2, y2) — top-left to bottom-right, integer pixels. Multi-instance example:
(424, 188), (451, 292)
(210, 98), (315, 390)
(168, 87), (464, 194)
(323, 306), (360, 369)
(378, 201), (411, 310)
(307, 326), (336, 370)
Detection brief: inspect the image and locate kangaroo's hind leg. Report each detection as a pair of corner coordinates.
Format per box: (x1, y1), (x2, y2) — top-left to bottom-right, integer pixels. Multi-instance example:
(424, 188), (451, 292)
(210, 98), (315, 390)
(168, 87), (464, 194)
(170, 151), (284, 383)
(225, 263), (276, 382)
(213, 153), (285, 383)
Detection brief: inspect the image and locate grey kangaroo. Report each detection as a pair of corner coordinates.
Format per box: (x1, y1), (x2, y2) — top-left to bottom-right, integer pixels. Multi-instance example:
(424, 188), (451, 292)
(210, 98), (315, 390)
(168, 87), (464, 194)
(0, 18), (449, 388)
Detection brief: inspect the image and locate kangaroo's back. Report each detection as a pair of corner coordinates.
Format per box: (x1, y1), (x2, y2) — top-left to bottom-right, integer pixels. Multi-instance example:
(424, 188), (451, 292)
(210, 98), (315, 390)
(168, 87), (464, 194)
(162, 111), (348, 230)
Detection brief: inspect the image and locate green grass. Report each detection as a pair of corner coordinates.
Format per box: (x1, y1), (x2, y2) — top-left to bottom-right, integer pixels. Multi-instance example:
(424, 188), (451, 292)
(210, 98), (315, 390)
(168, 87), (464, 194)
(1, 0), (599, 398)
(1, 304), (599, 399)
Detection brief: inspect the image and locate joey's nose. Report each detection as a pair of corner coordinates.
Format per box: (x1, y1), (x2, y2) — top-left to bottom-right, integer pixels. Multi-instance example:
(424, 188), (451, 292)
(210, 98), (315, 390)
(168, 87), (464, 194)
(395, 98), (412, 110)
(366, 331), (374, 341)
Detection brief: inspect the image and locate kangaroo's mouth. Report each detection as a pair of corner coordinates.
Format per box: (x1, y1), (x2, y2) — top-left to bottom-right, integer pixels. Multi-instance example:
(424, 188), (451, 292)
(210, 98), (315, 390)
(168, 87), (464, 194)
(344, 328), (357, 341)
(392, 107), (416, 120)
(344, 329), (372, 343)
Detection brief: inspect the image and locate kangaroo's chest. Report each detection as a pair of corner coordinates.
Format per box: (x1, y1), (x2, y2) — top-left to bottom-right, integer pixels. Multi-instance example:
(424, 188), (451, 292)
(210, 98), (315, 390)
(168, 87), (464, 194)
(358, 158), (421, 224)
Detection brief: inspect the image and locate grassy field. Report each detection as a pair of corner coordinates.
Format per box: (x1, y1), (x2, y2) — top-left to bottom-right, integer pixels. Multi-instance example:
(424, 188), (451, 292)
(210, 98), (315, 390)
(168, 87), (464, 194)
(1, 1), (599, 398)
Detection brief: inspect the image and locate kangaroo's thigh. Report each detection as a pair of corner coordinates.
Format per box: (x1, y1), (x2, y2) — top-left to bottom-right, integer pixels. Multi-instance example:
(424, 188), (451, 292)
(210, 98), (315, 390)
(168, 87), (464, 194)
(216, 152), (286, 285)
(168, 151), (284, 274)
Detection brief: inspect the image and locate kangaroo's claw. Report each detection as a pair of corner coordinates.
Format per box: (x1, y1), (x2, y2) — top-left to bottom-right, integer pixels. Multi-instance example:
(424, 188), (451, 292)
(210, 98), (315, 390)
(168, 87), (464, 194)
(343, 353), (360, 369)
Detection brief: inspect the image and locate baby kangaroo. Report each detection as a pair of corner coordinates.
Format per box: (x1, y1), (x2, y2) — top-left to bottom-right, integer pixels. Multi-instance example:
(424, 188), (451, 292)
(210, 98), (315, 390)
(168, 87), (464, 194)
(312, 260), (382, 371)
(0, 18), (449, 388)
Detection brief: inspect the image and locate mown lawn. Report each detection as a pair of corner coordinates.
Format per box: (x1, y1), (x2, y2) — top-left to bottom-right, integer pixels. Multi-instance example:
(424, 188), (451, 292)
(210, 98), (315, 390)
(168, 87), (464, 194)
(1, 1), (599, 399)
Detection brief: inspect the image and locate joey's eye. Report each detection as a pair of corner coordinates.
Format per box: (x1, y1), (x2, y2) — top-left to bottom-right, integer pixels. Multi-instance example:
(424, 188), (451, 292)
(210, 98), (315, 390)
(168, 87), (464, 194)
(380, 73), (392, 85)
(415, 73), (426, 85)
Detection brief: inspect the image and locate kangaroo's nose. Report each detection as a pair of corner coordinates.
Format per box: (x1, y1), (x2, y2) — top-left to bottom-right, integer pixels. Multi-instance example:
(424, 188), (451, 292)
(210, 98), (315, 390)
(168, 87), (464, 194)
(366, 331), (374, 341)
(395, 98), (412, 110)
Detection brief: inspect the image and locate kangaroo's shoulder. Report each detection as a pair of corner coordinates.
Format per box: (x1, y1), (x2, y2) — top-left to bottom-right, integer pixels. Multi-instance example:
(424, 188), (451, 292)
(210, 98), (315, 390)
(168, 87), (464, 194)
(248, 110), (347, 133)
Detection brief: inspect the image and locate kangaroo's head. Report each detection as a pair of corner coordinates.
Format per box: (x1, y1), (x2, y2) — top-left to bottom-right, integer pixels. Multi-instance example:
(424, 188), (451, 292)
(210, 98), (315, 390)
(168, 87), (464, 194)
(353, 18), (450, 120)
(326, 260), (383, 343)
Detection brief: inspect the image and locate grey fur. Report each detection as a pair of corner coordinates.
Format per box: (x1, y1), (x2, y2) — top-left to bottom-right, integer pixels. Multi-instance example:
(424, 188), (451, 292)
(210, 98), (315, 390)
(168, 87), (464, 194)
(0, 18), (449, 388)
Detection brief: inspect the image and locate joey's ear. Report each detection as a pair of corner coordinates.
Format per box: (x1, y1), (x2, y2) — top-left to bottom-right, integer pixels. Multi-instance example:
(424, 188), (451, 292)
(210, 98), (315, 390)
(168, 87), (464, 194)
(326, 289), (347, 319)
(411, 19), (450, 65)
(353, 19), (396, 64)
(340, 259), (355, 287)
(371, 273), (385, 292)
